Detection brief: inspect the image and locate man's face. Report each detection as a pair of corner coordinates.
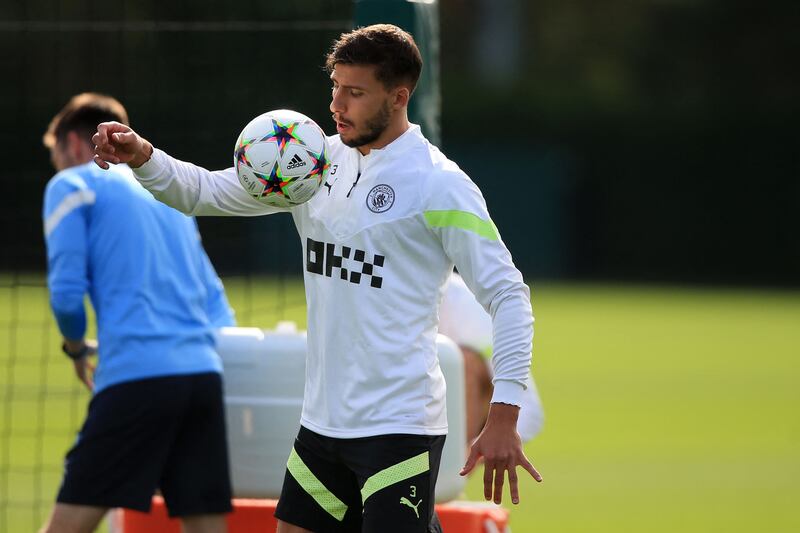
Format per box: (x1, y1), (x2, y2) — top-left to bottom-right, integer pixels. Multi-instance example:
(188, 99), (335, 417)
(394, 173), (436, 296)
(329, 63), (394, 150)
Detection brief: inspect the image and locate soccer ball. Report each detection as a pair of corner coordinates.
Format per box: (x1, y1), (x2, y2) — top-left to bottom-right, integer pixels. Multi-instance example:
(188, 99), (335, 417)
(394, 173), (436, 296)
(234, 109), (330, 207)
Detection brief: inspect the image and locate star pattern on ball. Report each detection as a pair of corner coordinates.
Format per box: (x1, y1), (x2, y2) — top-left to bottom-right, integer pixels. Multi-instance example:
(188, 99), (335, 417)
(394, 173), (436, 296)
(306, 149), (331, 184)
(234, 136), (256, 168)
(260, 119), (306, 157)
(257, 161), (289, 198)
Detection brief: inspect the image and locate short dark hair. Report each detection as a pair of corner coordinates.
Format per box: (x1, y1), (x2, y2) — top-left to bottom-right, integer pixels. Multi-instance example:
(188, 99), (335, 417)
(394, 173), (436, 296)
(43, 92), (129, 148)
(325, 24), (423, 93)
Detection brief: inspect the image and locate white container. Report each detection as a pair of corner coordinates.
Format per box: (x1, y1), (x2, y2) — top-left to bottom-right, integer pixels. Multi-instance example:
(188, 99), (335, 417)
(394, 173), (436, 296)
(433, 333), (467, 502)
(217, 326), (466, 502)
(217, 326), (305, 498)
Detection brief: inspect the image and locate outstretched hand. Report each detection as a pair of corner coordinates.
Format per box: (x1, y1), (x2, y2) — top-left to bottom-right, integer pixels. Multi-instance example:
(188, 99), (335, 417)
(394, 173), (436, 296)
(460, 402), (542, 504)
(92, 121), (152, 170)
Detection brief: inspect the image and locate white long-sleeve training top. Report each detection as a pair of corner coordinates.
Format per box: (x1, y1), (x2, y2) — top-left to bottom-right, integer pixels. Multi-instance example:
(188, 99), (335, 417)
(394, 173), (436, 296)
(439, 273), (543, 442)
(133, 124), (534, 438)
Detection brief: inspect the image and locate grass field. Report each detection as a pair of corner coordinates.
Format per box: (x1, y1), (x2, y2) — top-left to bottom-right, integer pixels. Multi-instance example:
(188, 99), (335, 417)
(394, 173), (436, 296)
(2, 276), (799, 532)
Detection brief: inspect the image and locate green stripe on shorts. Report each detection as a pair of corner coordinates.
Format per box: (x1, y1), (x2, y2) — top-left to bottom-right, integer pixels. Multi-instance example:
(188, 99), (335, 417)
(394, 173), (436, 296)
(423, 210), (499, 241)
(287, 448), (348, 521)
(361, 451), (430, 504)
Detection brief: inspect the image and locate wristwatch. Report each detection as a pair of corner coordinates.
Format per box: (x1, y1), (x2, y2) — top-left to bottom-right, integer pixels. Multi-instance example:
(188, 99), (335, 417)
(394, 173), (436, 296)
(61, 342), (91, 360)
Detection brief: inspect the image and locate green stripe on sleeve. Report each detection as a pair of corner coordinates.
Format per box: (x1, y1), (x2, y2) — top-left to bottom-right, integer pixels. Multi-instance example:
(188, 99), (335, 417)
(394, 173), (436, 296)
(360, 451), (430, 504)
(424, 210), (499, 241)
(287, 448), (348, 521)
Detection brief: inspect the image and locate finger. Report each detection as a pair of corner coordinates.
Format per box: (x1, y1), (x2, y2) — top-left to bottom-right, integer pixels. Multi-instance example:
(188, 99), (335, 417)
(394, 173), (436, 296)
(94, 124), (108, 146)
(508, 466), (519, 504)
(95, 122), (128, 147)
(95, 149), (120, 164)
(95, 122), (121, 146)
(520, 457), (543, 482)
(94, 142), (115, 158)
(93, 155), (110, 170)
(86, 362), (96, 390)
(483, 463), (493, 501)
(112, 131), (136, 146)
(75, 363), (90, 391)
(459, 448), (480, 476)
(493, 464), (505, 504)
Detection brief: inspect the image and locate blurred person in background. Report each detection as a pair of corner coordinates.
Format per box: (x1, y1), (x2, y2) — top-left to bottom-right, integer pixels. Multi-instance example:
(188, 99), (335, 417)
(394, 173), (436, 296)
(439, 272), (543, 446)
(40, 93), (235, 533)
(92, 24), (541, 533)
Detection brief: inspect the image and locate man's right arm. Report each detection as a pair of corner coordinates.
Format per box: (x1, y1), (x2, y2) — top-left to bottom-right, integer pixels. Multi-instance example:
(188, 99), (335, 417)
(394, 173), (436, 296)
(43, 173), (99, 390)
(43, 174), (91, 342)
(93, 121), (285, 217)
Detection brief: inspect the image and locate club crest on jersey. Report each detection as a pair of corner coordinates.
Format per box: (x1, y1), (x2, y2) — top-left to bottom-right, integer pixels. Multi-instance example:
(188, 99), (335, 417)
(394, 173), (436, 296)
(366, 184), (395, 213)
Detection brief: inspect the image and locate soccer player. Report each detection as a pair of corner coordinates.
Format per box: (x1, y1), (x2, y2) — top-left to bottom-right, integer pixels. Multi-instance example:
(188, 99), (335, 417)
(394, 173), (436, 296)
(40, 93), (235, 533)
(92, 24), (541, 533)
(439, 272), (544, 445)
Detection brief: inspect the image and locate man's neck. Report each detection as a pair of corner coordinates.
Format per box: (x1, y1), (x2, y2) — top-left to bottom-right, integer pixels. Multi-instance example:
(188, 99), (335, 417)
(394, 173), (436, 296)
(357, 116), (411, 156)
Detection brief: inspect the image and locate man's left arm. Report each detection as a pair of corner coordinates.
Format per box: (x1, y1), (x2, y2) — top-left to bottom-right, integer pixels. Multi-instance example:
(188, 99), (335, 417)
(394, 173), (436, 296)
(424, 171), (542, 504)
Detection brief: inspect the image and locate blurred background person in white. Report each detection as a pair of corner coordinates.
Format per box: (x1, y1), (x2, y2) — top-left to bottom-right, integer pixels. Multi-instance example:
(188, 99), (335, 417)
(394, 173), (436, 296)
(439, 272), (543, 445)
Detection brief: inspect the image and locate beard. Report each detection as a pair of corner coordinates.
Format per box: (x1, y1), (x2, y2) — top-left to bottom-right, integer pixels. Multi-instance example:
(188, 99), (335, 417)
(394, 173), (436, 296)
(340, 100), (392, 148)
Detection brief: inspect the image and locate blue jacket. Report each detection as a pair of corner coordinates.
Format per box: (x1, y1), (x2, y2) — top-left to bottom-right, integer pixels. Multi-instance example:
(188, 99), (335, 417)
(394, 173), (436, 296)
(43, 161), (234, 393)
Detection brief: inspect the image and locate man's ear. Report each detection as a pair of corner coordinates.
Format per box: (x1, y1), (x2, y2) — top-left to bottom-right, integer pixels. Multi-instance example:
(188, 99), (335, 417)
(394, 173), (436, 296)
(67, 130), (83, 159)
(393, 86), (410, 109)
(67, 130), (95, 163)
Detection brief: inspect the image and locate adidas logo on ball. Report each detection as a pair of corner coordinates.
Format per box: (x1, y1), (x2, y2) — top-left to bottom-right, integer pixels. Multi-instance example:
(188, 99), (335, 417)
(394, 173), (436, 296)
(286, 154), (307, 170)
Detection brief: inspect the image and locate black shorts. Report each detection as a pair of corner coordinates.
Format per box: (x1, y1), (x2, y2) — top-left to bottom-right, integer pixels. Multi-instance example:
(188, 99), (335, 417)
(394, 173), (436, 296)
(275, 426), (446, 533)
(56, 372), (233, 517)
